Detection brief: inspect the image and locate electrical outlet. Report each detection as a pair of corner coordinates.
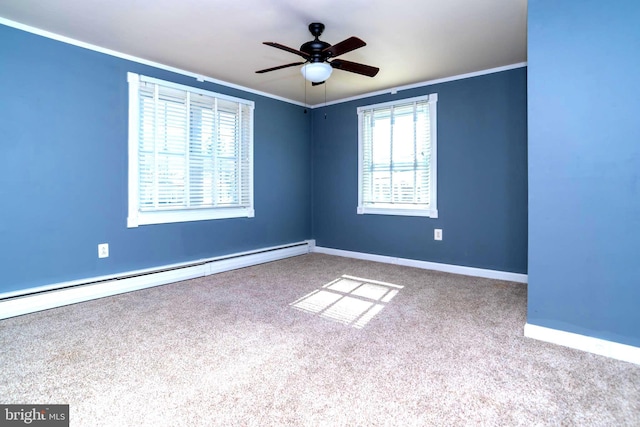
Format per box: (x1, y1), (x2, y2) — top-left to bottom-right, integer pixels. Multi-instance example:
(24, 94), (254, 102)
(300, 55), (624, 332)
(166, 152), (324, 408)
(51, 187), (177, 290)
(98, 243), (109, 258)
(434, 229), (443, 241)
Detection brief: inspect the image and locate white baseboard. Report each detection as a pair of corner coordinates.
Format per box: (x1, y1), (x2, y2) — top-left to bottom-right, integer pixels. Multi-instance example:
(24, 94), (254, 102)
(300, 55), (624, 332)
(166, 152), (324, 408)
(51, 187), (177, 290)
(0, 240), (313, 320)
(312, 246), (527, 283)
(524, 323), (640, 365)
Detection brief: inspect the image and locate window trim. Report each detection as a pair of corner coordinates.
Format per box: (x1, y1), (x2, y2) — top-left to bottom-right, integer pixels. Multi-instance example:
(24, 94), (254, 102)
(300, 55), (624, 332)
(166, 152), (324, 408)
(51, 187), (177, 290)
(127, 72), (254, 228)
(357, 93), (438, 218)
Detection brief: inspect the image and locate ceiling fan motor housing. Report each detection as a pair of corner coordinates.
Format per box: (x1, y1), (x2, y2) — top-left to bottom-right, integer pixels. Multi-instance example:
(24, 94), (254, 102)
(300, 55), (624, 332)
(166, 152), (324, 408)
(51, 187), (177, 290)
(301, 23), (331, 63)
(300, 40), (331, 62)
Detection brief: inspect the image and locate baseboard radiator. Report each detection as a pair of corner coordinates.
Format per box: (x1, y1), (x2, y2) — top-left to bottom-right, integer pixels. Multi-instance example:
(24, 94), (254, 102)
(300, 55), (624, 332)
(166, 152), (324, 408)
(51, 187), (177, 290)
(0, 240), (314, 320)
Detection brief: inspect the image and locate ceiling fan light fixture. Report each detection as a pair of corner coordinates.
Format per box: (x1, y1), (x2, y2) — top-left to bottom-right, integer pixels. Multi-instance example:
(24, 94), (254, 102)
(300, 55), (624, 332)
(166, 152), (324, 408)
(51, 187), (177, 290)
(301, 62), (332, 83)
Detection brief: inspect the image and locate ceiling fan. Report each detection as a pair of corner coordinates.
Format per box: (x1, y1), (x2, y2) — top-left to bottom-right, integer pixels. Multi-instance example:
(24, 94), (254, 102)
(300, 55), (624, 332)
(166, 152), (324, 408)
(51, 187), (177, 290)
(256, 22), (379, 85)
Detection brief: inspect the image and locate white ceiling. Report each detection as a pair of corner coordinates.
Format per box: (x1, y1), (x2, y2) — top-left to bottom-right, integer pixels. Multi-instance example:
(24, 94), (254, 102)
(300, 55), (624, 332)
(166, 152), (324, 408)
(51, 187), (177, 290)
(0, 0), (527, 106)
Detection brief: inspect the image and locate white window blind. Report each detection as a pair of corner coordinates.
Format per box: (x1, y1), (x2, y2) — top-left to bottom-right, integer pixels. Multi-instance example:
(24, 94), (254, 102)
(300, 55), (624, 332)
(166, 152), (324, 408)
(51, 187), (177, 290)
(127, 73), (254, 227)
(357, 94), (437, 218)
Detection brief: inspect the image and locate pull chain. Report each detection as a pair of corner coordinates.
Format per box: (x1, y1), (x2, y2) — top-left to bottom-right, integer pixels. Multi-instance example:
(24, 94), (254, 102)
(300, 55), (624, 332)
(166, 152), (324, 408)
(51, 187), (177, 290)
(324, 80), (327, 119)
(303, 69), (308, 114)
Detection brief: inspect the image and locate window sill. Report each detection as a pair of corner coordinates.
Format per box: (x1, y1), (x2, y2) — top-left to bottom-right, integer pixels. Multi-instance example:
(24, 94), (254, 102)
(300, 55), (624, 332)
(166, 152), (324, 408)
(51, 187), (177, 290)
(357, 206), (438, 218)
(128, 207), (255, 228)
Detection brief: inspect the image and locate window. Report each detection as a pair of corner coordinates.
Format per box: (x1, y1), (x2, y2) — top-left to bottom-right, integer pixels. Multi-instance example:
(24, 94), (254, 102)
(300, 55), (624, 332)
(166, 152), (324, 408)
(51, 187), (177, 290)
(127, 73), (254, 227)
(357, 94), (438, 218)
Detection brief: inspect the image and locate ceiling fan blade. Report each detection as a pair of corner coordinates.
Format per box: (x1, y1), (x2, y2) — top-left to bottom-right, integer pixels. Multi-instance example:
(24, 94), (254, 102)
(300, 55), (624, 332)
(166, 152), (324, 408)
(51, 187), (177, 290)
(256, 62), (306, 74)
(323, 37), (366, 57)
(263, 42), (310, 60)
(330, 59), (380, 77)
(311, 81), (325, 86)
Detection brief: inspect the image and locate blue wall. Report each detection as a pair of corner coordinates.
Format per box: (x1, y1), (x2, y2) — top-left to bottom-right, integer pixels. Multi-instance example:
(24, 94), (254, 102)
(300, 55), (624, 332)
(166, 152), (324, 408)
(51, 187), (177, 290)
(0, 25), (311, 294)
(0, 22), (529, 299)
(312, 68), (528, 273)
(528, 1), (640, 346)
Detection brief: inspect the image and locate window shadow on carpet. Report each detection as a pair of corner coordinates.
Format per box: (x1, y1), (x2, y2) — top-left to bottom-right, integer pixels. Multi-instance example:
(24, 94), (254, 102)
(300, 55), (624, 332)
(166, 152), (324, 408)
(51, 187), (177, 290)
(290, 275), (403, 328)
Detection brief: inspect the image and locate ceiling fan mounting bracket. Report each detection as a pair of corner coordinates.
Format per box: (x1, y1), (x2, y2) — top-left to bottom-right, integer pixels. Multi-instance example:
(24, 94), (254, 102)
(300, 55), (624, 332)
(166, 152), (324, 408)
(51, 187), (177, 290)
(308, 22), (325, 38)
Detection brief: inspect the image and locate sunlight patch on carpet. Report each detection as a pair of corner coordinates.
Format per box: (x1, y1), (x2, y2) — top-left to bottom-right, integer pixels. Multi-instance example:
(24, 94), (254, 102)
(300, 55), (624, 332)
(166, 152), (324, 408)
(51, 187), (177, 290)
(290, 275), (403, 328)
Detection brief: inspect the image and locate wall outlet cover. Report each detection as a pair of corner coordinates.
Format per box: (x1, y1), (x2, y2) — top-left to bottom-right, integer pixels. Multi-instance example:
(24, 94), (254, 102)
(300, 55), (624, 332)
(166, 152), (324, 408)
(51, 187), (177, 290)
(98, 243), (109, 258)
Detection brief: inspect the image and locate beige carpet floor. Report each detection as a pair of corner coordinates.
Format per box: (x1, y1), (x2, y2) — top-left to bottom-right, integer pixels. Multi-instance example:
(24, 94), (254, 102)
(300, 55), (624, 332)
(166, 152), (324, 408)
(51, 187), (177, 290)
(1, 253), (638, 426)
